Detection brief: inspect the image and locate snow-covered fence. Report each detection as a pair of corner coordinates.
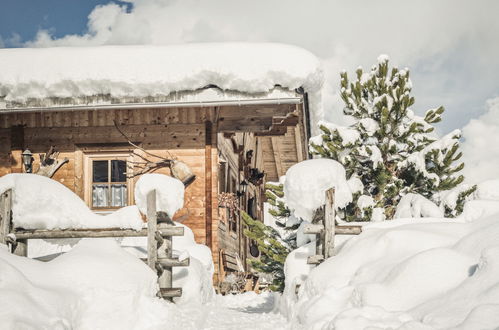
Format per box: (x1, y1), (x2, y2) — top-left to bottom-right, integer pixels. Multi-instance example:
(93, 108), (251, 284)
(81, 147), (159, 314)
(304, 188), (362, 265)
(0, 188), (188, 302)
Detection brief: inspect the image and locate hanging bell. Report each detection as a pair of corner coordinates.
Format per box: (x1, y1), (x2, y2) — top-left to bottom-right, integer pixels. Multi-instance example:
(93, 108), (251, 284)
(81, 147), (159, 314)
(170, 159), (196, 187)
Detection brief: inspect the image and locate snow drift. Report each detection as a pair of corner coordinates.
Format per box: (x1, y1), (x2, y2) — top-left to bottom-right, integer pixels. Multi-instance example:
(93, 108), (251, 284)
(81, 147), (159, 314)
(282, 200), (499, 329)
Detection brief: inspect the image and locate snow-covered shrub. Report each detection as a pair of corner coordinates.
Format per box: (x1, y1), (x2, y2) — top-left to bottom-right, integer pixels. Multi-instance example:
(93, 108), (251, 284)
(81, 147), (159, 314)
(310, 55), (475, 220)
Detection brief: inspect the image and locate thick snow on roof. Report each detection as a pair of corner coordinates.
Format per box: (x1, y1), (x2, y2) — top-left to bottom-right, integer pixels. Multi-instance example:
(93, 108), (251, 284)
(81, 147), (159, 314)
(0, 43), (323, 103)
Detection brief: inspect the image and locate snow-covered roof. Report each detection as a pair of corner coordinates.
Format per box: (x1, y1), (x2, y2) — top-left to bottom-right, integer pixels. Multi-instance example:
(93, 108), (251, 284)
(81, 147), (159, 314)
(0, 43), (323, 112)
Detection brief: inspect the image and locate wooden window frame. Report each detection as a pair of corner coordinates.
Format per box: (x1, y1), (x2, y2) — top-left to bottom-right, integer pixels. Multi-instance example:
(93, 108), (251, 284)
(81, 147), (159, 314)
(83, 152), (134, 211)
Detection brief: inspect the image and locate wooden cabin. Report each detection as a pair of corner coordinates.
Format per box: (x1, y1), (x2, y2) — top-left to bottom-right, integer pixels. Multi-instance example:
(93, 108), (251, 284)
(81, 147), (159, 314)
(0, 44), (322, 285)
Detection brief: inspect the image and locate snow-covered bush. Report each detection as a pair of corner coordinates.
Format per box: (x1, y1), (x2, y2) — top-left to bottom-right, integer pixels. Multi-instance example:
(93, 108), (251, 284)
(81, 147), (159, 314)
(310, 55), (475, 220)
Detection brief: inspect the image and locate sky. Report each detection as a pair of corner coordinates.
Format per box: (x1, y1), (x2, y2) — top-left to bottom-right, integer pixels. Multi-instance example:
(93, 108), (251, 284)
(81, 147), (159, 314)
(1, 0), (499, 181)
(1, 0), (498, 130)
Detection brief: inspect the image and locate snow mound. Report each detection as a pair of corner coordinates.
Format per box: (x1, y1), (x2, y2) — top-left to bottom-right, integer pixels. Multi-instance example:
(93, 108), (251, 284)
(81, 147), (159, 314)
(282, 202), (499, 330)
(0, 174), (143, 230)
(474, 179), (499, 200)
(134, 174), (185, 218)
(394, 193), (444, 219)
(284, 159), (352, 221)
(0, 239), (174, 329)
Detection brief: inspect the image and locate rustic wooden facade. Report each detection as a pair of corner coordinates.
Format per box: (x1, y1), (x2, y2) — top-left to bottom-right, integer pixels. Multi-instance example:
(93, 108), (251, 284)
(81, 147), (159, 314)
(0, 92), (310, 284)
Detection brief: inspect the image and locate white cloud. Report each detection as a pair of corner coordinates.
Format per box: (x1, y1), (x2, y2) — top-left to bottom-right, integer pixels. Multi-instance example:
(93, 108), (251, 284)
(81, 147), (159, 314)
(23, 0), (499, 132)
(461, 97), (499, 184)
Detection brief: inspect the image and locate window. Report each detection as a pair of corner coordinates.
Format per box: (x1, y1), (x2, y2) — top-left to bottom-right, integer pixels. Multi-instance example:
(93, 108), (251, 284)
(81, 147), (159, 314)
(84, 153), (133, 210)
(92, 159), (128, 208)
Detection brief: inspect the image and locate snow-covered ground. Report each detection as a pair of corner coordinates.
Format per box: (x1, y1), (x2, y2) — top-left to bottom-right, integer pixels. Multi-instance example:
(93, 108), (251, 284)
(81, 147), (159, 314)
(3, 169), (499, 329)
(169, 292), (290, 330)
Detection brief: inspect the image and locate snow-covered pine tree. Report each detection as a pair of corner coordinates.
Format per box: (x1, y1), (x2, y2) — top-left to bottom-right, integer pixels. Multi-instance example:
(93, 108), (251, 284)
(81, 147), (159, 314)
(242, 211), (290, 291)
(310, 55), (475, 220)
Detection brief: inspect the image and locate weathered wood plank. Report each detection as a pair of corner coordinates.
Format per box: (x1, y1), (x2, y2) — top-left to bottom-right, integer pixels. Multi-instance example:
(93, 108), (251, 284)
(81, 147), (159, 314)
(271, 137), (284, 178)
(159, 288), (182, 298)
(157, 257), (190, 267)
(307, 255), (324, 265)
(0, 190), (12, 245)
(13, 240), (28, 257)
(336, 225), (362, 235)
(324, 188), (335, 259)
(12, 227), (183, 239)
(147, 190), (158, 271)
(302, 223), (324, 235)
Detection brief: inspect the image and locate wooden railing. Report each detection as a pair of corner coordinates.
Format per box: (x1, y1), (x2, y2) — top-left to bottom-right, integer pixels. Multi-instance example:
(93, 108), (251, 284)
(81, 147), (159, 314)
(0, 189), (188, 302)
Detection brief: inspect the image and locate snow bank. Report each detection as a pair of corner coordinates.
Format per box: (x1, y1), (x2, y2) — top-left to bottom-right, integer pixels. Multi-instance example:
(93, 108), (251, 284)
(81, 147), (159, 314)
(0, 239), (174, 329)
(284, 159), (352, 221)
(0, 174), (143, 230)
(134, 173), (185, 219)
(282, 200), (499, 329)
(474, 179), (499, 200)
(27, 221), (215, 306)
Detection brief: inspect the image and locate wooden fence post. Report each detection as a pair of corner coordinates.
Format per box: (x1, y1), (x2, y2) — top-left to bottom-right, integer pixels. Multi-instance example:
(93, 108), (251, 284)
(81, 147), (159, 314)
(324, 188), (335, 259)
(146, 189), (188, 302)
(0, 190), (12, 245)
(306, 187), (336, 264)
(147, 190), (158, 270)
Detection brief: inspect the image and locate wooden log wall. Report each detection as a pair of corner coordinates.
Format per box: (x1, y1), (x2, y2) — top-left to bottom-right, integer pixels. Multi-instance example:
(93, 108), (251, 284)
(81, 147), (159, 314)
(0, 107), (218, 265)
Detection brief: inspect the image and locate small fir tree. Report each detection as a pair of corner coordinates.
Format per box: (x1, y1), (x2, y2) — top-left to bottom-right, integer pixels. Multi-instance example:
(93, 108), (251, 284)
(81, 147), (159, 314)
(310, 55), (475, 220)
(242, 211), (290, 291)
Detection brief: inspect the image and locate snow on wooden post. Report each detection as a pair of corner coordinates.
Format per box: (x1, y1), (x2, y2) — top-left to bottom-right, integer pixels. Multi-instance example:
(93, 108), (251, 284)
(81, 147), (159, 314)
(146, 189), (188, 302)
(0, 189), (12, 245)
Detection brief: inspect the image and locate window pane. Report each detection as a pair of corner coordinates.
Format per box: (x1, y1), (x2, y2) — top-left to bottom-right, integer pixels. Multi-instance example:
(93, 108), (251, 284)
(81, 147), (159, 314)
(110, 184), (127, 207)
(93, 160), (108, 183)
(92, 184), (109, 207)
(111, 160), (127, 182)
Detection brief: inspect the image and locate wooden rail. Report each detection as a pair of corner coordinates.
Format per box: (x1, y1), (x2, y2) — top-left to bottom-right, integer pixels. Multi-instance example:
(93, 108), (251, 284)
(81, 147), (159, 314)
(0, 188), (188, 302)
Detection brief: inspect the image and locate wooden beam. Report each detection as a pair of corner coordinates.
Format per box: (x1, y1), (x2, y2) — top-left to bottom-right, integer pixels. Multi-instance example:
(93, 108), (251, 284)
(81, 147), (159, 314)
(147, 190), (158, 271)
(159, 288), (183, 298)
(307, 255), (324, 265)
(271, 137), (284, 178)
(336, 225), (362, 235)
(13, 240), (28, 257)
(11, 226), (184, 240)
(205, 121), (213, 249)
(324, 188), (335, 259)
(302, 223), (324, 235)
(0, 190), (12, 245)
(157, 257), (190, 267)
(294, 126), (304, 162)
